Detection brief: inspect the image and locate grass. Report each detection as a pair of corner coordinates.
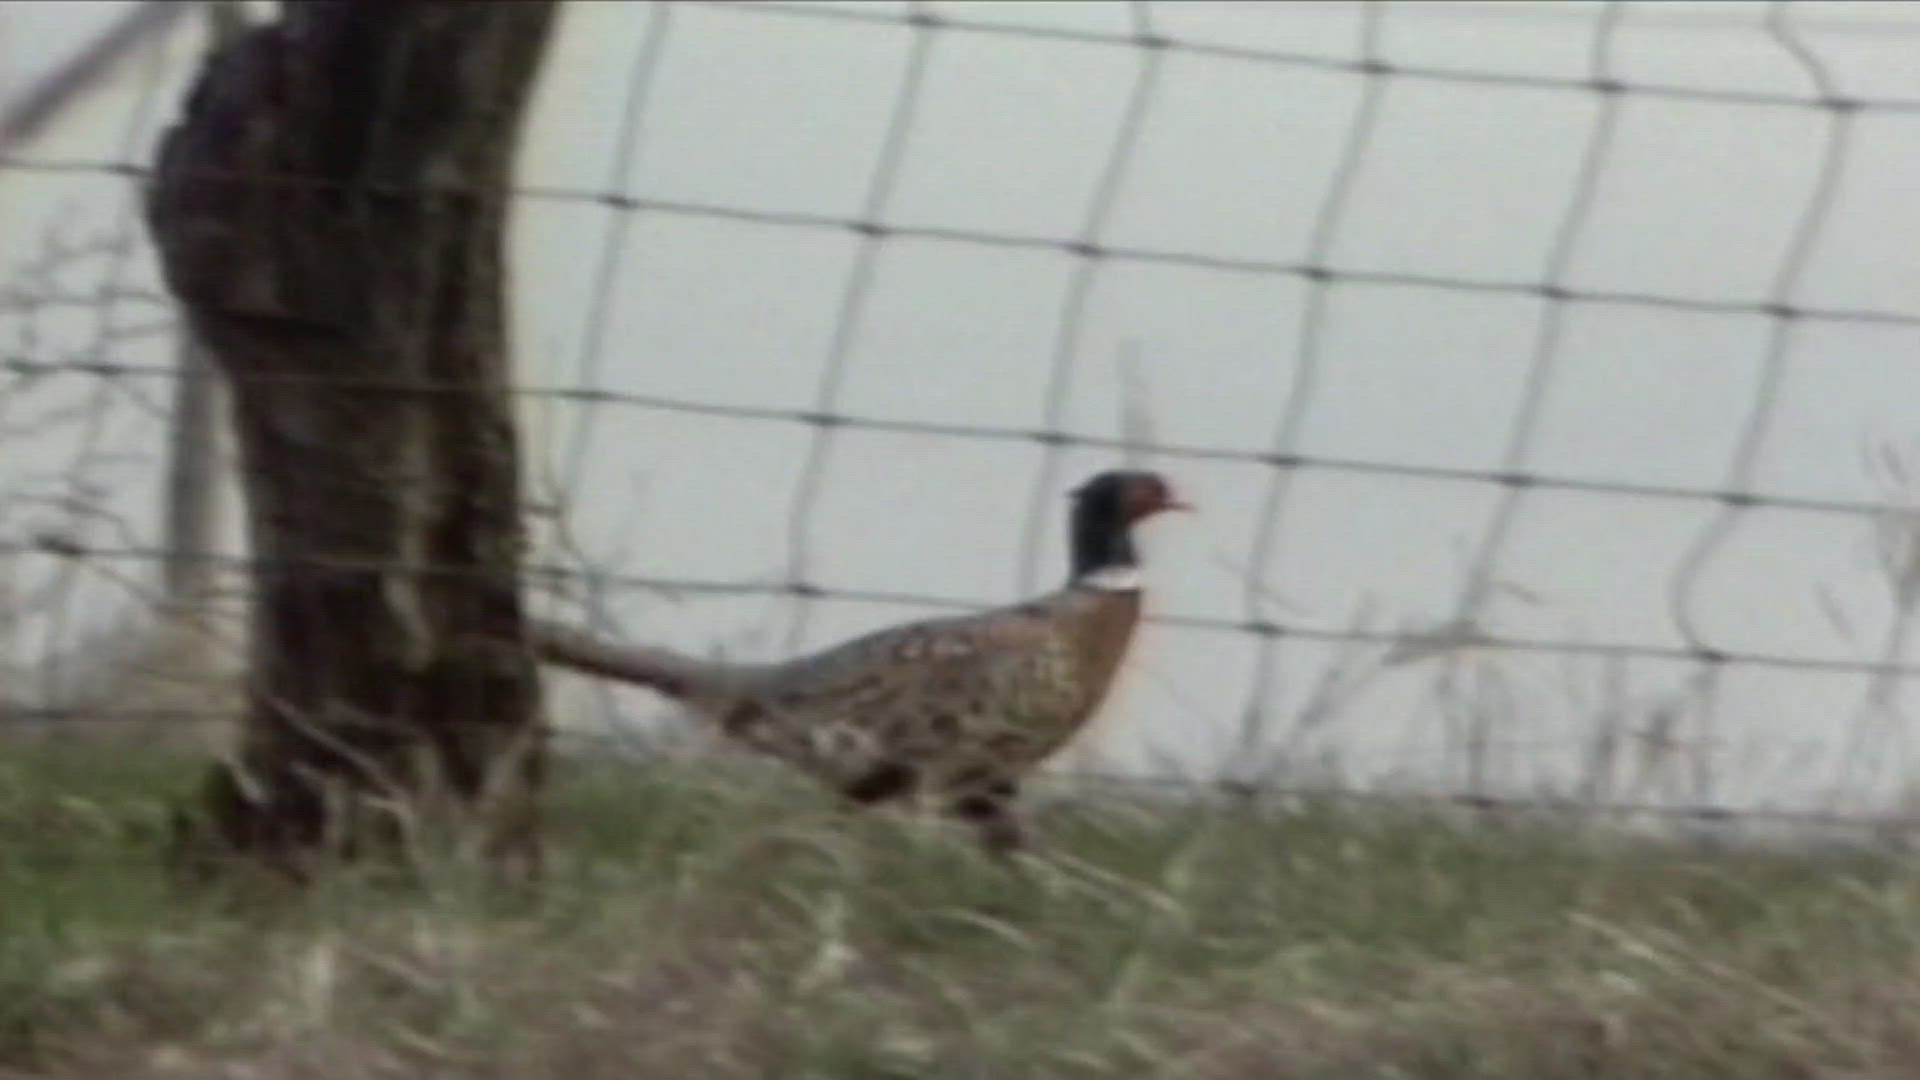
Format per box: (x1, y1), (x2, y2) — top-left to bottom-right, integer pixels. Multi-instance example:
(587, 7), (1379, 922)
(3, 741), (1920, 1078)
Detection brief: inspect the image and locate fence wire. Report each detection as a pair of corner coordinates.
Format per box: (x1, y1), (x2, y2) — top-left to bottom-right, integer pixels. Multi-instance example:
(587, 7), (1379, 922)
(6, 0), (1920, 836)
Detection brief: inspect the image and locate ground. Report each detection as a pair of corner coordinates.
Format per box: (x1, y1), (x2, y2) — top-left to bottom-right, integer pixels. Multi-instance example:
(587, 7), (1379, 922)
(3, 740), (1919, 1079)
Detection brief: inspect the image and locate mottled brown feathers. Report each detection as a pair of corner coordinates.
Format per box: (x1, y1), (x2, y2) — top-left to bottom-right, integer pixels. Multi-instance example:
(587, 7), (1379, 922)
(529, 583), (1142, 855)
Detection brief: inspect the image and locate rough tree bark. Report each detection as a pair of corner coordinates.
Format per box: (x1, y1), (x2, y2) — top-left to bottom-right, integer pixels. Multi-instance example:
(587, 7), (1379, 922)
(144, 0), (557, 873)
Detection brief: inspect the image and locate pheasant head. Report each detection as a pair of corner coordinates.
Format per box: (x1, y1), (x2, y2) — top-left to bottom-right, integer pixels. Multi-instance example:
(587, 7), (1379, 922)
(1067, 469), (1190, 587)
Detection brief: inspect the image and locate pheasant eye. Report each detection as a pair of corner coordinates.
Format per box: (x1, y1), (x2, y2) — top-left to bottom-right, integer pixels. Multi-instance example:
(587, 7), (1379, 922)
(1124, 479), (1159, 516)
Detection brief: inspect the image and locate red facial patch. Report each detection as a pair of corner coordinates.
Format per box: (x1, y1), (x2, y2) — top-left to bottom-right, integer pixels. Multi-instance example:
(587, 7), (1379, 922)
(1124, 474), (1187, 519)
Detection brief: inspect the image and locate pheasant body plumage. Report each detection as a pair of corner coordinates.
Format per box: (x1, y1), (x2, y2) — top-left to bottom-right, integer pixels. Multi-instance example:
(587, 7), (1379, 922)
(530, 470), (1186, 853)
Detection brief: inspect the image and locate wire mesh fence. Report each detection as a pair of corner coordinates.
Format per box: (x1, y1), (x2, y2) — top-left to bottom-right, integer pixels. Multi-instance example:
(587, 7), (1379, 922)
(6, 0), (1920, 838)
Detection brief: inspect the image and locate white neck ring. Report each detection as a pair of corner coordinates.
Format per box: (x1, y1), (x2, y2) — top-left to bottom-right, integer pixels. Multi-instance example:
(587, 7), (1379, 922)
(1076, 565), (1143, 591)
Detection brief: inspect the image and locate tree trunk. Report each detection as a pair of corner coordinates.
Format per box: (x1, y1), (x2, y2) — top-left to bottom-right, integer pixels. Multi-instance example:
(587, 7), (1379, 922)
(144, 0), (557, 874)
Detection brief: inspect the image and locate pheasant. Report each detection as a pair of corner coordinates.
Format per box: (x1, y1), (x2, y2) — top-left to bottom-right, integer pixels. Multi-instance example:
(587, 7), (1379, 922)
(528, 469), (1189, 854)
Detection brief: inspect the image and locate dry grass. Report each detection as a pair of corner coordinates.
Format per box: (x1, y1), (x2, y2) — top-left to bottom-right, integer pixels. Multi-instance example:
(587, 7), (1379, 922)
(4, 742), (1920, 1079)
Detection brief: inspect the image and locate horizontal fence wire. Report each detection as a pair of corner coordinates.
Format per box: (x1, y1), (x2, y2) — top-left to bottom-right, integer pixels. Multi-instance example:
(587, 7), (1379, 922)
(8, 725), (1920, 869)
(6, 0), (1920, 832)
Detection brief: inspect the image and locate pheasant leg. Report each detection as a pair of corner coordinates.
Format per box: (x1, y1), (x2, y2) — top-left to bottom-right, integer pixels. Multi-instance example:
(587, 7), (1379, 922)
(840, 760), (918, 805)
(948, 779), (1024, 856)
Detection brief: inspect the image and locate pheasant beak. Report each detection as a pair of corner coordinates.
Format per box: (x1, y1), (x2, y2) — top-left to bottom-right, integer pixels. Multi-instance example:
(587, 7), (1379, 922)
(1145, 489), (1193, 517)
